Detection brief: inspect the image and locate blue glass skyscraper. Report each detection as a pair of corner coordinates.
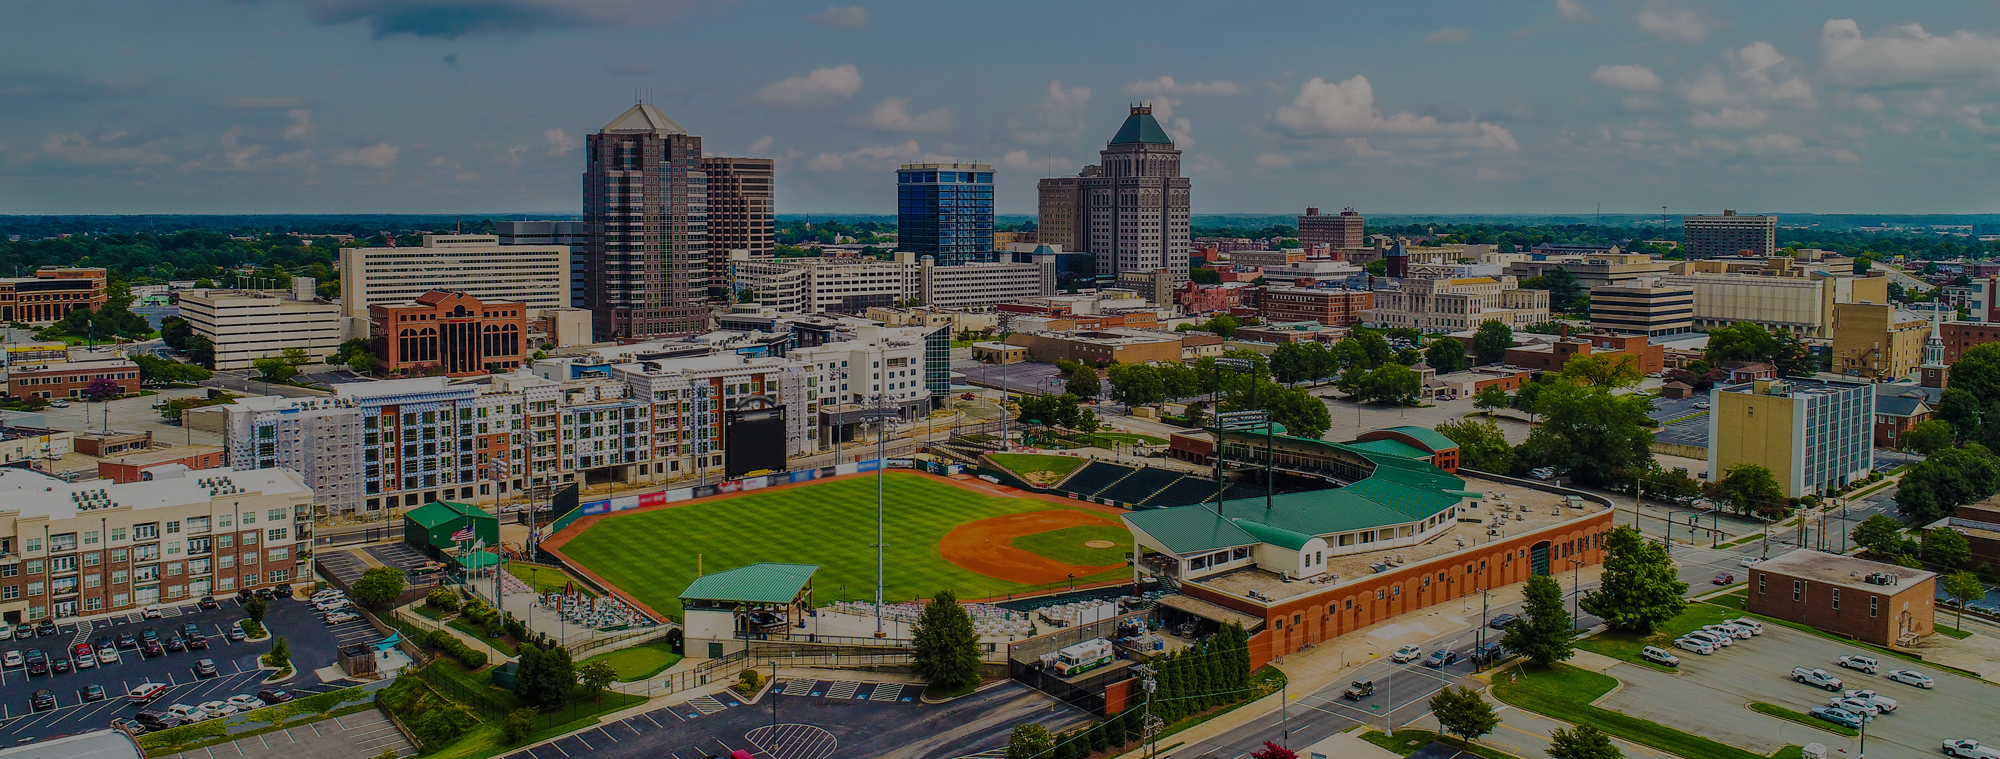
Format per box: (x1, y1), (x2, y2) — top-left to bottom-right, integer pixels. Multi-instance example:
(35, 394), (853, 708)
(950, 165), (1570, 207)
(897, 162), (995, 266)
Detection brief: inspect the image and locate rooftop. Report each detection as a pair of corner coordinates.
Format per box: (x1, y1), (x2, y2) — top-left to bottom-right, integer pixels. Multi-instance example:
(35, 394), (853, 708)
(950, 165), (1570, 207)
(404, 501), (495, 529)
(1109, 105), (1174, 145)
(601, 103), (687, 136)
(98, 445), (226, 468)
(680, 562), (819, 604)
(0, 466), (310, 523)
(1748, 549), (1937, 593)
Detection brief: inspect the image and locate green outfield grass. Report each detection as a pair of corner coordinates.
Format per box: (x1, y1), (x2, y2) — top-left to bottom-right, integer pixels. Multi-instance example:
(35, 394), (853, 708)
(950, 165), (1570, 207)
(988, 452), (1087, 480)
(1011, 524), (1131, 565)
(558, 472), (1132, 621)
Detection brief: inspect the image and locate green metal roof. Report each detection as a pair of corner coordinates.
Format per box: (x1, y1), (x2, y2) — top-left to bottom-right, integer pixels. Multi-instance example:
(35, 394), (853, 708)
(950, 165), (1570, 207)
(1109, 109), (1174, 145)
(1125, 507), (1258, 554)
(1344, 438), (1431, 460)
(1368, 426), (1459, 453)
(1233, 519), (1316, 551)
(403, 501), (464, 529)
(679, 563), (819, 604)
(458, 551), (501, 569)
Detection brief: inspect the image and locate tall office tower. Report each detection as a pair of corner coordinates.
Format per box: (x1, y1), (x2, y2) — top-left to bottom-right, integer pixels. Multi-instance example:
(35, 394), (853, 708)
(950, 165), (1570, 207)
(1299, 207), (1365, 250)
(584, 103), (708, 341)
(701, 157), (775, 302)
(897, 163), (995, 266)
(1683, 209), (1777, 259)
(497, 220), (590, 307)
(1035, 173), (1088, 253)
(1037, 106), (1192, 284)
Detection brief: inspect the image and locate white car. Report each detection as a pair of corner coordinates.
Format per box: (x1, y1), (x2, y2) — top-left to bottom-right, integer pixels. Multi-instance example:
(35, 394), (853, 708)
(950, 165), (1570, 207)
(1836, 654), (1880, 674)
(1675, 637), (1715, 655)
(324, 611), (359, 625)
(314, 599), (351, 612)
(1391, 644), (1423, 663)
(312, 590), (346, 602)
(1684, 630), (1732, 648)
(50, 400), (70, 408)
(1703, 623), (1751, 640)
(1738, 557), (1764, 568)
(1827, 696), (1879, 718)
(1944, 740), (2000, 759)
(1840, 689), (1898, 713)
(225, 694), (266, 711)
(1885, 669), (1935, 689)
(1693, 401), (1711, 409)
(198, 700), (237, 719)
(1641, 645), (1680, 667)
(1728, 617), (1763, 635)
(0, 625), (12, 641)
(141, 606), (164, 619)
(2, 650), (22, 667)
(97, 647), (118, 665)
(166, 704), (210, 723)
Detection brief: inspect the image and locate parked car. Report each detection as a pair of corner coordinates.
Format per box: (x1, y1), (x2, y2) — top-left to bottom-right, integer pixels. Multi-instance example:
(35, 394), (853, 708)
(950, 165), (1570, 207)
(228, 625), (247, 642)
(33, 621), (54, 637)
(116, 632), (138, 650)
(139, 627), (159, 643)
(165, 704), (210, 723)
(186, 634), (209, 651)
(323, 612), (359, 625)
(192, 659), (218, 678)
(1470, 641), (1507, 665)
(1342, 680), (1375, 700)
(50, 400), (70, 408)
(1809, 706), (1866, 730)
(140, 640), (164, 658)
(29, 689), (55, 711)
(164, 637), (185, 653)
(1390, 644), (1423, 663)
(108, 717), (148, 736)
(198, 596), (220, 611)
(96, 646), (119, 665)
(1738, 557), (1764, 568)
(141, 605), (163, 619)
(1885, 669), (1935, 689)
(1693, 401), (1711, 410)
(1675, 637), (1715, 655)
(1530, 467), (1557, 480)
(83, 684), (106, 702)
(1424, 649), (1461, 668)
(1487, 613), (1519, 630)
(13, 623), (32, 639)
(180, 623), (200, 638)
(1826, 696), (1879, 718)
(1703, 623), (1751, 640)
(0, 649), (19, 668)
(133, 710), (181, 731)
(52, 657), (70, 674)
(1711, 572), (1735, 585)
(25, 649), (48, 675)
(255, 688), (295, 704)
(1793, 667), (1845, 691)
(225, 694), (266, 711)
(1836, 654), (1880, 674)
(1641, 646), (1680, 667)
(1728, 618), (1763, 635)
(1684, 630), (1732, 648)
(0, 625), (11, 641)
(1840, 689), (1899, 713)
(1944, 740), (2000, 759)
(198, 700), (237, 719)
(128, 682), (168, 705)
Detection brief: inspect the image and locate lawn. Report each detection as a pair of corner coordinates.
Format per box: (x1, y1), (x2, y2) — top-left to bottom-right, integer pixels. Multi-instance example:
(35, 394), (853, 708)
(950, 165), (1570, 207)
(1574, 602), (1742, 671)
(988, 453), (1086, 480)
(1011, 524), (1130, 565)
(579, 640), (684, 682)
(1491, 663), (1781, 759)
(508, 563), (593, 596)
(447, 618), (519, 656)
(1070, 432), (1168, 448)
(1360, 730), (1522, 759)
(558, 472), (1132, 621)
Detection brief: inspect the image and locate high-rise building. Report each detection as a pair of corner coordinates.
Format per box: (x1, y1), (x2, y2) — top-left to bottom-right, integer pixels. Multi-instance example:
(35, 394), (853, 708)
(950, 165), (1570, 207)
(496, 221), (590, 308)
(1298, 207), (1364, 251)
(1683, 209), (1777, 259)
(340, 234), (569, 321)
(584, 103), (709, 340)
(701, 158), (775, 300)
(178, 289), (344, 370)
(897, 163), (994, 266)
(1709, 378), (1874, 498)
(1038, 106), (1193, 285)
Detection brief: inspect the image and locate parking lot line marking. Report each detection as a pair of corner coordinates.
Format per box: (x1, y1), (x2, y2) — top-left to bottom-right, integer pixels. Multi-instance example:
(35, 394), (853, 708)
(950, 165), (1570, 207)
(308, 720), (323, 737)
(549, 741), (571, 757)
(597, 726), (617, 743)
(625, 719), (642, 735)
(574, 733), (594, 750)
(647, 710), (671, 725)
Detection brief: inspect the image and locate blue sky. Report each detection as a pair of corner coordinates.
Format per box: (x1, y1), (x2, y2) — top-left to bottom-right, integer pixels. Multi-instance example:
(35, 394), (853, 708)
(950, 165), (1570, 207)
(7, 0), (2000, 216)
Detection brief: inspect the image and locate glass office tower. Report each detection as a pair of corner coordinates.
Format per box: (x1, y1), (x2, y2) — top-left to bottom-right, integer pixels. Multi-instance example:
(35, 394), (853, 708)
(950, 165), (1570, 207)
(897, 162), (995, 266)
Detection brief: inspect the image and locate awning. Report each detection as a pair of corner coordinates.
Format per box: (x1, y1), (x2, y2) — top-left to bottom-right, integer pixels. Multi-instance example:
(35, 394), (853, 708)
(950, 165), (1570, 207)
(456, 551), (501, 569)
(1156, 594), (1264, 631)
(1446, 490), (1485, 499)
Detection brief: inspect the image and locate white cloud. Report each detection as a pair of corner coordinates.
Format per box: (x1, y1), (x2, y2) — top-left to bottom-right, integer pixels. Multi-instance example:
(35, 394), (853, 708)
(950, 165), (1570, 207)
(225, 96), (306, 110)
(1730, 42), (1813, 101)
(1254, 153), (1293, 168)
(1621, 95), (1664, 112)
(1590, 64), (1663, 91)
(41, 132), (174, 164)
(808, 153), (843, 172)
(1638, 6), (1713, 43)
(1821, 19), (2000, 88)
(426, 154), (481, 183)
(219, 128), (263, 170)
(1689, 107), (1770, 129)
(333, 142), (399, 169)
(746, 65), (862, 110)
(1042, 79), (1091, 111)
(1122, 76), (1239, 122)
(1010, 80), (1094, 145)
(802, 5), (869, 30)
(807, 140), (922, 172)
(858, 98), (951, 133)
(543, 128), (580, 156)
(1743, 133), (1806, 153)
(1003, 149), (1073, 175)
(1556, 0), (1592, 22)
(746, 135), (773, 154)
(1425, 28), (1471, 44)
(1678, 71), (1738, 106)
(1270, 75), (1520, 152)
(283, 109), (314, 140)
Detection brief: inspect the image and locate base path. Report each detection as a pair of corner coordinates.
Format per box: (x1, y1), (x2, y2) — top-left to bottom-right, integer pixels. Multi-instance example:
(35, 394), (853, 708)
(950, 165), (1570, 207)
(940, 510), (1126, 585)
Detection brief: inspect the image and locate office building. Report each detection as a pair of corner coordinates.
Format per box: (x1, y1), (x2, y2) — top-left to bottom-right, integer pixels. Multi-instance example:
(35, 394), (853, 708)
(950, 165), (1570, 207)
(1683, 209), (1778, 259)
(922, 256), (1055, 309)
(1363, 276), (1550, 332)
(1832, 302), (1931, 381)
(0, 466), (312, 622)
(1661, 258), (1885, 337)
(1588, 282), (1695, 336)
(1744, 550), (1935, 646)
(584, 103), (709, 340)
(702, 157), (776, 300)
(1037, 105), (1193, 284)
(178, 290), (343, 371)
(6, 358), (140, 400)
(1254, 285), (1374, 327)
(0, 268), (107, 325)
(369, 290), (528, 378)
(339, 234), (569, 321)
(496, 220), (589, 308)
(1507, 254), (1672, 290)
(1709, 378), (1874, 498)
(897, 163), (994, 266)
(729, 254), (1052, 315)
(1298, 207), (1364, 251)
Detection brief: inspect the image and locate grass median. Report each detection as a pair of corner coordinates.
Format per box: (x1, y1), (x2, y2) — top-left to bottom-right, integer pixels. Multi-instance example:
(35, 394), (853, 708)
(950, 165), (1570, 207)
(1361, 730), (1523, 759)
(1491, 663), (1779, 759)
(1748, 702), (1859, 737)
(1574, 603), (1741, 672)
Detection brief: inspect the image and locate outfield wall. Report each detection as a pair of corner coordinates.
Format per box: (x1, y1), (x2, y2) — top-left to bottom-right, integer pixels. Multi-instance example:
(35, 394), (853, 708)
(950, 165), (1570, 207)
(542, 457), (967, 537)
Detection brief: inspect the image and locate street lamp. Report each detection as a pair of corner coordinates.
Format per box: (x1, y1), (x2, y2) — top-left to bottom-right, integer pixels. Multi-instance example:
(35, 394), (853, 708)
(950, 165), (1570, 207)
(1567, 558), (1585, 632)
(852, 394), (901, 638)
(1209, 358), (1258, 514)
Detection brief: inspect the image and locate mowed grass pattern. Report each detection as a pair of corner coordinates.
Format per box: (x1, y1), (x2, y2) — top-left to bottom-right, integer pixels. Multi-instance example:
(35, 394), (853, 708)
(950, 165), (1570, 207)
(1010, 524), (1131, 565)
(558, 472), (1132, 621)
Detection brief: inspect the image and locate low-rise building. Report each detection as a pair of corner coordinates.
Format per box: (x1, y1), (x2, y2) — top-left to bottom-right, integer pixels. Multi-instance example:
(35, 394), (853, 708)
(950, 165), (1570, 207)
(177, 289), (343, 370)
(99, 445), (227, 483)
(1499, 331), (1664, 374)
(1661, 258), (1886, 337)
(368, 290), (529, 378)
(1429, 366), (1536, 397)
(1004, 328), (1185, 366)
(6, 358), (140, 400)
(1364, 276), (1549, 332)
(0, 426), (74, 468)
(1508, 254), (1672, 290)
(1744, 550), (1935, 646)
(0, 268), (107, 325)
(1709, 378), (1874, 498)
(1235, 322), (1349, 345)
(1589, 281), (1695, 336)
(1873, 385), (1937, 450)
(1254, 285), (1373, 327)
(1832, 302), (1930, 381)
(341, 234), (570, 321)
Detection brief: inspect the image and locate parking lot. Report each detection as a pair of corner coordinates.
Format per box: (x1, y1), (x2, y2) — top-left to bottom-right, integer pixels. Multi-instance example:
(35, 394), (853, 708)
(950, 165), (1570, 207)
(1597, 620), (1995, 759)
(0, 593), (371, 744)
(154, 703), (412, 759)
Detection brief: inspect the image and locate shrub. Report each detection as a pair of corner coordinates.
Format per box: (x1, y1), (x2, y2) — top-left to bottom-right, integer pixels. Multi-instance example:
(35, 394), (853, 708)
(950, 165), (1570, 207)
(426, 628), (488, 669)
(409, 702), (478, 745)
(735, 668), (765, 695)
(425, 588), (460, 612)
(503, 707), (538, 744)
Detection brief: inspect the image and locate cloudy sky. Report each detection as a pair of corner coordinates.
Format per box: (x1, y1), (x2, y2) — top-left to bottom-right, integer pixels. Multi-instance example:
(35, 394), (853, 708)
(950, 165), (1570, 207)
(7, 0), (2000, 216)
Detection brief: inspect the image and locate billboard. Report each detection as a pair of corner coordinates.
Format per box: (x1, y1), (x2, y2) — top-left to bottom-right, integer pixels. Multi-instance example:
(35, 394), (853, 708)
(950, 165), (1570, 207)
(724, 406), (787, 477)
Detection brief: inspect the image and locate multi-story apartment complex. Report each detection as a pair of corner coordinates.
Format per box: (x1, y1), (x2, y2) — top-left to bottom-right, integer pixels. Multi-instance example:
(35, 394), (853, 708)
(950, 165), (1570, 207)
(369, 290), (528, 378)
(730, 254), (1052, 314)
(1588, 281), (1695, 336)
(1710, 378), (1874, 498)
(1683, 209), (1778, 259)
(177, 289), (343, 370)
(584, 103), (709, 340)
(341, 234), (569, 322)
(1254, 285), (1373, 326)
(1037, 106), (1192, 285)
(1363, 276), (1550, 332)
(898, 163), (994, 266)
(1661, 258), (1884, 337)
(0, 268), (107, 325)
(1832, 302), (1931, 381)
(702, 157), (775, 300)
(0, 466), (312, 622)
(1297, 207), (1364, 251)
(496, 220), (591, 308)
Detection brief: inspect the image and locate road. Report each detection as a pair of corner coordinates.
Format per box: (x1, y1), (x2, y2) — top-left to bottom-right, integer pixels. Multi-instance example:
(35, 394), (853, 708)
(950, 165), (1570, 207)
(200, 370), (328, 399)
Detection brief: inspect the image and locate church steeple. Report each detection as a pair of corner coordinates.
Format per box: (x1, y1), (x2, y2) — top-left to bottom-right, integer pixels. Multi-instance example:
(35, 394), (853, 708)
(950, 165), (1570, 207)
(1921, 308), (1949, 388)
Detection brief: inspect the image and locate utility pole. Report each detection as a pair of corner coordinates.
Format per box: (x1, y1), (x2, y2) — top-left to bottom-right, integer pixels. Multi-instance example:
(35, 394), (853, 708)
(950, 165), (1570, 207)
(1135, 664), (1158, 759)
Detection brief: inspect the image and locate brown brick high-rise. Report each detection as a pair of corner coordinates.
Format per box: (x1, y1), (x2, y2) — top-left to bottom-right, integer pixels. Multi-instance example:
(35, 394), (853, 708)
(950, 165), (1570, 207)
(584, 104), (709, 340)
(701, 157), (774, 303)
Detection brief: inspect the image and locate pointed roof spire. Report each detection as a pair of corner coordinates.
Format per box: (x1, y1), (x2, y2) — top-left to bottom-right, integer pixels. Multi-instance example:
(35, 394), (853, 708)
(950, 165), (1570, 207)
(601, 103), (687, 136)
(1109, 104), (1174, 145)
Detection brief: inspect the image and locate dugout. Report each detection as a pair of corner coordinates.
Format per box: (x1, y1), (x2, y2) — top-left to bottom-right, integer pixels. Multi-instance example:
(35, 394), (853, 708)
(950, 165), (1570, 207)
(402, 501), (500, 558)
(679, 563), (817, 659)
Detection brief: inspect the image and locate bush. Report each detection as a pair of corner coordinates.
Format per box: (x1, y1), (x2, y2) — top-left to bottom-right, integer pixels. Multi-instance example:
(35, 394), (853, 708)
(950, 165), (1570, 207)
(503, 707), (538, 744)
(427, 628), (489, 669)
(263, 636), (290, 668)
(425, 588), (460, 612)
(735, 668), (765, 695)
(408, 702), (478, 745)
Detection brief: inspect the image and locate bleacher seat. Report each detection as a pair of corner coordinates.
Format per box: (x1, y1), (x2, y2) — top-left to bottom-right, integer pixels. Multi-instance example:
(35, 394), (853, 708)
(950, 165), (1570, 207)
(1055, 462), (1136, 497)
(1097, 467), (1185, 504)
(1141, 477), (1225, 508)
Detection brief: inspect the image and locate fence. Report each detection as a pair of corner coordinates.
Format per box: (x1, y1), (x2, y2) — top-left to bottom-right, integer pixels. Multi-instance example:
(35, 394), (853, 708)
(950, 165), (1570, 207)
(412, 660), (636, 735)
(544, 458), (909, 536)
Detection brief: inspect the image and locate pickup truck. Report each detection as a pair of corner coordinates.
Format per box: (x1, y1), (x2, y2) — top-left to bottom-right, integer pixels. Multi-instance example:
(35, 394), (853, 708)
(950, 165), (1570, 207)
(1840, 689), (1899, 713)
(1792, 667), (1844, 691)
(1944, 740), (2000, 759)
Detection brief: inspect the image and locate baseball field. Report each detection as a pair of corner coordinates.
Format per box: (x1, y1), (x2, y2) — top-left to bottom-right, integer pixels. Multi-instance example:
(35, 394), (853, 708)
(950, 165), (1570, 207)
(549, 471), (1135, 621)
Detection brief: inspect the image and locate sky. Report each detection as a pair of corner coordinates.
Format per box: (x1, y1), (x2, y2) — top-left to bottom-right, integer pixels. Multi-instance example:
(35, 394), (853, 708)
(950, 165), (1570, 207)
(7, 1), (2000, 217)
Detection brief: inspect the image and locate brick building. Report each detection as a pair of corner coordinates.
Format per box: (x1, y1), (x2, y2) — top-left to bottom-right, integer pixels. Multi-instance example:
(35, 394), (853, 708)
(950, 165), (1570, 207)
(1254, 285), (1373, 327)
(1942, 320), (2000, 364)
(1744, 550), (1935, 646)
(1500, 331), (1665, 374)
(369, 290), (528, 378)
(0, 268), (108, 325)
(98, 445), (227, 484)
(1002, 329), (1184, 366)
(6, 358), (139, 400)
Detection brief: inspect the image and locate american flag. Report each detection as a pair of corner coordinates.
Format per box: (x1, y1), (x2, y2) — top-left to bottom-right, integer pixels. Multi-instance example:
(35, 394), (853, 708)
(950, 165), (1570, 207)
(450, 526), (475, 542)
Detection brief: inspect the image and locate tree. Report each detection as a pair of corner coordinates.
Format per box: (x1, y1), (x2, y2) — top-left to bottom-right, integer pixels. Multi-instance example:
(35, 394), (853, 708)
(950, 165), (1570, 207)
(1007, 723), (1056, 759)
(1355, 330), (1394, 367)
(83, 378), (123, 402)
(1938, 388), (1985, 439)
(1190, 267), (1223, 285)
(252, 355), (301, 384)
(1271, 343), (1317, 384)
(1262, 385), (1332, 439)
(1425, 337), (1470, 373)
(351, 566), (405, 609)
(1560, 354), (1642, 388)
(1954, 343), (2000, 407)
(1343, 363), (1423, 406)
(1580, 527), (1688, 634)
(1944, 571), (1985, 632)
(577, 659), (618, 702)
(1429, 686), (1499, 746)
(1771, 330), (1818, 378)
(1501, 575), (1575, 667)
(1851, 515), (1909, 558)
(1705, 322), (1780, 365)
(133, 353), (213, 383)
(244, 595), (269, 624)
(1474, 385), (1511, 414)
(1065, 367), (1101, 399)
(1515, 379), (1655, 486)
(1157, 363), (1200, 399)
(182, 334), (216, 367)
(1547, 724), (1623, 759)
(1536, 267), (1583, 311)
(1922, 526), (1972, 569)
(1905, 419), (1957, 455)
(1473, 320), (1513, 365)
(1712, 463), (1787, 519)
(1896, 445), (2000, 524)
(263, 636), (290, 668)
(1435, 418), (1512, 473)
(1251, 742), (1298, 759)
(531, 645), (576, 708)
(1107, 363), (1167, 407)
(503, 707), (538, 744)
(912, 590), (983, 693)
(1331, 338), (1372, 372)
(1184, 401), (1207, 430)
(349, 351), (378, 375)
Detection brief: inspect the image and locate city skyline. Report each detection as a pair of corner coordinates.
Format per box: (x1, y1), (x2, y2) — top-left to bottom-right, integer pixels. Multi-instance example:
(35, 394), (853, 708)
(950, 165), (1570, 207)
(6, 1), (2000, 216)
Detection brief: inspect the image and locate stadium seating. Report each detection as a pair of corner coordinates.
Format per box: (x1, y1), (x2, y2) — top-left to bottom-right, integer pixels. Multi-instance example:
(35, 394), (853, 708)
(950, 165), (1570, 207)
(1096, 467), (1186, 504)
(1141, 477), (1225, 508)
(1055, 462), (1136, 496)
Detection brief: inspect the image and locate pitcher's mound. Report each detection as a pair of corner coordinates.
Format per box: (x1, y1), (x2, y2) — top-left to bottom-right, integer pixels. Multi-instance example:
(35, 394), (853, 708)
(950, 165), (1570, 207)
(1083, 540), (1117, 549)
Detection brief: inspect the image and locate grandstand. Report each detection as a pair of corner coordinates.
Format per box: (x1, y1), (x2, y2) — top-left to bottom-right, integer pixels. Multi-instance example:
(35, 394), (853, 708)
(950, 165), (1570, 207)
(1095, 467), (1184, 504)
(1140, 477), (1223, 508)
(1054, 462), (1137, 497)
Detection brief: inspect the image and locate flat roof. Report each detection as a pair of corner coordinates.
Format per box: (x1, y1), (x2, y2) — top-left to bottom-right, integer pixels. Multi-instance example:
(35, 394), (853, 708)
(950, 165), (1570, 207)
(0, 466), (309, 522)
(99, 445), (226, 467)
(1749, 549), (1936, 593)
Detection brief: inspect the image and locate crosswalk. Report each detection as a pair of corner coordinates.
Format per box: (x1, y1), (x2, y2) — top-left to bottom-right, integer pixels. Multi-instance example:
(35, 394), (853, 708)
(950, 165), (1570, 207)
(67, 620), (92, 648)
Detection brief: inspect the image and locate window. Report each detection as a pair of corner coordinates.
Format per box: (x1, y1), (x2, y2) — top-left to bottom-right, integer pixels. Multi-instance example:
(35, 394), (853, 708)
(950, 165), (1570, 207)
(26, 582), (42, 596)
(112, 570), (127, 585)
(269, 508), (288, 522)
(218, 515), (231, 529)
(244, 552), (258, 565)
(243, 512), (257, 525)
(23, 538), (39, 553)
(83, 531), (98, 546)
(84, 552), (99, 567)
(1870, 597), (1879, 618)
(165, 521), (179, 535)
(25, 560), (41, 575)
(1758, 574), (1766, 594)
(134, 523), (157, 540)
(1792, 579), (1803, 602)
(110, 528), (125, 542)
(218, 577), (235, 591)
(84, 574), (100, 589)
(218, 535), (232, 549)
(167, 562), (182, 576)
(1, 565), (15, 579)
(113, 592), (129, 607)
(244, 532), (257, 545)
(1, 586), (14, 600)
(268, 528), (288, 542)
(49, 533), (76, 552)
(1376, 589), (1385, 600)
(269, 569), (290, 583)
(1832, 588), (1841, 610)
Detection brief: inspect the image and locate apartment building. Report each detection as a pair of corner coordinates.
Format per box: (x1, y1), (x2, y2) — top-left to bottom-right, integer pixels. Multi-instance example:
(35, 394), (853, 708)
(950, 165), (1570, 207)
(177, 290), (343, 371)
(1588, 282), (1695, 336)
(1298, 207), (1364, 251)
(1363, 276), (1549, 332)
(1254, 285), (1373, 327)
(1832, 302), (1931, 381)
(0, 268), (107, 325)
(6, 358), (139, 400)
(369, 291), (528, 378)
(0, 466), (312, 623)
(1683, 209), (1778, 259)
(1709, 378), (1874, 498)
(340, 234), (569, 322)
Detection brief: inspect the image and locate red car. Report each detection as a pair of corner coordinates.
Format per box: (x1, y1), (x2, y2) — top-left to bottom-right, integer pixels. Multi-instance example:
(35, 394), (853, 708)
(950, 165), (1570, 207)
(1712, 572), (1735, 585)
